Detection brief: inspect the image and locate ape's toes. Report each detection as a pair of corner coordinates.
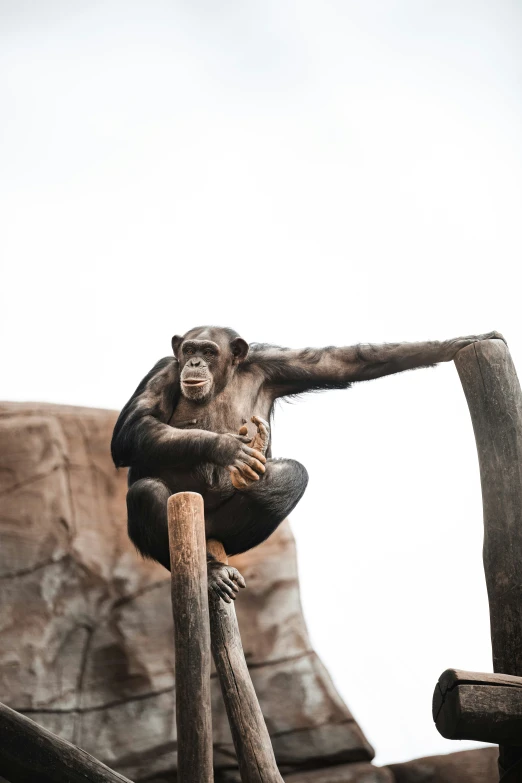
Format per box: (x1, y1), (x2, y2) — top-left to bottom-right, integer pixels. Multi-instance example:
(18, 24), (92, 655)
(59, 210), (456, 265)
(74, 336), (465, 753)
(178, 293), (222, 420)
(207, 562), (246, 603)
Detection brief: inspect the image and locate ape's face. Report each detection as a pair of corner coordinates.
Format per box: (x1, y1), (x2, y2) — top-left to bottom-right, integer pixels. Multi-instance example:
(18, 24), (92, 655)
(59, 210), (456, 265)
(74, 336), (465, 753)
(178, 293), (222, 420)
(177, 339), (221, 402)
(172, 329), (249, 403)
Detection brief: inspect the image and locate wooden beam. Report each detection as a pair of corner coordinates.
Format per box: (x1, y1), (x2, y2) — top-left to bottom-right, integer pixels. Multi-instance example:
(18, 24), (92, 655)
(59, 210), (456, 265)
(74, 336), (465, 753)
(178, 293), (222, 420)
(433, 669), (522, 744)
(454, 339), (522, 774)
(207, 538), (284, 783)
(0, 700), (133, 783)
(168, 492), (213, 783)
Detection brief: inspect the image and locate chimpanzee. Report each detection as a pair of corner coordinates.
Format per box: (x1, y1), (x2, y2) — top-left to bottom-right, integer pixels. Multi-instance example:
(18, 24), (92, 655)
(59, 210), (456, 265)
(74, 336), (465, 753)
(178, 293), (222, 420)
(111, 326), (502, 602)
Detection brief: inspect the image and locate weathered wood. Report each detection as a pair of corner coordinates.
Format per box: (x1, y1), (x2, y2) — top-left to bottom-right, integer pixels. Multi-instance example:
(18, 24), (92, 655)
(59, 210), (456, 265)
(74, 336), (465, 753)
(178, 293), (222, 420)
(454, 339), (522, 774)
(439, 670), (522, 692)
(433, 669), (522, 721)
(0, 700), (133, 783)
(208, 538), (284, 783)
(168, 492), (213, 783)
(433, 669), (522, 744)
(455, 340), (522, 676)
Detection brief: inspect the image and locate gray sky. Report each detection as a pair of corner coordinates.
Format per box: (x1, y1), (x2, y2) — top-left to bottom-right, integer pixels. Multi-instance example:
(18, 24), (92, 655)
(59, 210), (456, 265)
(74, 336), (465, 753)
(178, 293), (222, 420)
(1, 0), (522, 765)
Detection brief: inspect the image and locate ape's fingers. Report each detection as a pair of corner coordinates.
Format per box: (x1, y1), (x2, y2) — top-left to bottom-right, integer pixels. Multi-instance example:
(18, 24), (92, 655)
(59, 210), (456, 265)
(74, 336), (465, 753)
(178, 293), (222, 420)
(244, 447), (267, 464)
(251, 415), (269, 431)
(483, 330), (506, 344)
(230, 568), (246, 588)
(222, 576), (240, 593)
(220, 579), (238, 598)
(218, 580), (237, 599)
(236, 462), (260, 482)
(229, 466), (248, 489)
(212, 584), (231, 603)
(242, 455), (265, 475)
(232, 434), (251, 443)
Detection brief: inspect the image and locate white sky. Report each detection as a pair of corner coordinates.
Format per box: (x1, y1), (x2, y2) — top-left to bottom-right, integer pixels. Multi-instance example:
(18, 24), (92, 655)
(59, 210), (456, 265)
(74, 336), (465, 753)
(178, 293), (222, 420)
(1, 0), (522, 767)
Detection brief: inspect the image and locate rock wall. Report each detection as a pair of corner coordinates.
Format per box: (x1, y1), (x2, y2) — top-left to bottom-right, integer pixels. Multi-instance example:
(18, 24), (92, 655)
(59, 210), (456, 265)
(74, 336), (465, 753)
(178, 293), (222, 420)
(0, 401), (378, 781)
(388, 747), (499, 782)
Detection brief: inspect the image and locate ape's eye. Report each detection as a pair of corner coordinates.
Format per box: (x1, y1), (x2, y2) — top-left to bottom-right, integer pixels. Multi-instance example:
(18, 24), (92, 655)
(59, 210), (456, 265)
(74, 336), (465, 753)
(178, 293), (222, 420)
(204, 349), (213, 357)
(185, 348), (194, 355)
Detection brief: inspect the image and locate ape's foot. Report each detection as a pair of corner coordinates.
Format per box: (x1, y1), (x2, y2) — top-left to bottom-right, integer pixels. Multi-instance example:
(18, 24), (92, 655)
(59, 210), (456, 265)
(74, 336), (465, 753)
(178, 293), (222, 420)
(230, 416), (270, 490)
(208, 561), (246, 603)
(246, 415), (270, 456)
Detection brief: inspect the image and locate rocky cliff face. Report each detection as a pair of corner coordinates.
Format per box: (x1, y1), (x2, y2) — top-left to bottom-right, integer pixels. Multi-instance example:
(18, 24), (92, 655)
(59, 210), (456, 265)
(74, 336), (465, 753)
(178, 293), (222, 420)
(0, 401), (378, 781)
(0, 402), (497, 782)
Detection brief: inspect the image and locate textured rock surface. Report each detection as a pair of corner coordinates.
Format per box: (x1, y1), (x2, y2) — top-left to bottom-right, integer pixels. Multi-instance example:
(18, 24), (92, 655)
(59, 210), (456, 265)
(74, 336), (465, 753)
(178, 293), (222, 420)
(284, 766), (395, 783)
(214, 763), (394, 783)
(0, 401), (374, 780)
(388, 747), (498, 782)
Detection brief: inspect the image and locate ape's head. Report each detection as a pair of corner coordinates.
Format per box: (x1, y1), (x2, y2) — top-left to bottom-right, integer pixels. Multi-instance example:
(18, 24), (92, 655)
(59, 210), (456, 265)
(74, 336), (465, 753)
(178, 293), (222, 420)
(172, 326), (249, 402)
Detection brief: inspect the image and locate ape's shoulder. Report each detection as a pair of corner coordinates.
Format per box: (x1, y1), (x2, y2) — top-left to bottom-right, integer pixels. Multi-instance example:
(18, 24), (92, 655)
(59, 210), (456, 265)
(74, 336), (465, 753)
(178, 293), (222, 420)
(146, 356), (179, 388)
(111, 357), (180, 467)
(243, 343), (289, 369)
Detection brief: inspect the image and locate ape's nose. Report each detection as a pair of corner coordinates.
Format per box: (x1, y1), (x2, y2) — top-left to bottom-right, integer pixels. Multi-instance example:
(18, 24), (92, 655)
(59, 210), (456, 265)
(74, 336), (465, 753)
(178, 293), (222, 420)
(190, 358), (201, 367)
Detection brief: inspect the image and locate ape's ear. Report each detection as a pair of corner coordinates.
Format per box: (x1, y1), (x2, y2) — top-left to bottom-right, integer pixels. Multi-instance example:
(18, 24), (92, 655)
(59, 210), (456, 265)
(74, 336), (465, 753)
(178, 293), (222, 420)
(230, 337), (249, 364)
(171, 335), (184, 359)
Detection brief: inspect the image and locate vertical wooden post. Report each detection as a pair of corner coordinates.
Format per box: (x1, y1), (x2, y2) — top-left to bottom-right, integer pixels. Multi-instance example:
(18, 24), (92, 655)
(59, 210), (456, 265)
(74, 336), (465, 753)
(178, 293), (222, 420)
(168, 492), (213, 783)
(207, 539), (284, 783)
(455, 339), (522, 776)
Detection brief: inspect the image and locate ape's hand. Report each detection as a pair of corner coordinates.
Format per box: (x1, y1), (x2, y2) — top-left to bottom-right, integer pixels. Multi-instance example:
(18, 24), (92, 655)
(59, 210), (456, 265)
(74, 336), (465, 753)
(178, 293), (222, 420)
(447, 331), (506, 359)
(229, 417), (270, 489)
(220, 433), (266, 483)
(208, 561), (246, 603)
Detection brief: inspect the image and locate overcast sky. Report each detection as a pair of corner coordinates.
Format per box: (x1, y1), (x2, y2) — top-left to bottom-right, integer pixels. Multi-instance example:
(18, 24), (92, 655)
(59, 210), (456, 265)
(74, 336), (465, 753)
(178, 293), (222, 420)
(2, 0), (522, 766)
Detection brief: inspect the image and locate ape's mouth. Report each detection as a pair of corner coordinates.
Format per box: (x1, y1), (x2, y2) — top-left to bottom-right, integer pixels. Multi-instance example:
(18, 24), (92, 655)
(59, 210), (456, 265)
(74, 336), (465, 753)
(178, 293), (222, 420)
(182, 378), (209, 387)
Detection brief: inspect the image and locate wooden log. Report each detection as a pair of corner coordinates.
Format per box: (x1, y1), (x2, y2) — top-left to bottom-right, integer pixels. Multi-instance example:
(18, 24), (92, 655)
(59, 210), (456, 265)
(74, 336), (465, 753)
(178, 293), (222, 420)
(0, 700), (133, 783)
(433, 669), (522, 744)
(207, 538), (284, 783)
(454, 339), (522, 774)
(168, 492), (213, 783)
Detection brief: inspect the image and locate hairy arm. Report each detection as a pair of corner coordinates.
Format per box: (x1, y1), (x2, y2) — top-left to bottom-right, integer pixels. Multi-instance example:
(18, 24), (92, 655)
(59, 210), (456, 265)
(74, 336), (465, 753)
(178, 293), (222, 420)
(250, 332), (503, 398)
(110, 358), (243, 470)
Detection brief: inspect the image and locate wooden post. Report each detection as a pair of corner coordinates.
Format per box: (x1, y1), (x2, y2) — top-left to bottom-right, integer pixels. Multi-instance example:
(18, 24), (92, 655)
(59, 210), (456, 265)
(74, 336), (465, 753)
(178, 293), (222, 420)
(455, 339), (522, 776)
(433, 669), (522, 744)
(0, 700), (134, 783)
(168, 492), (213, 783)
(207, 539), (284, 783)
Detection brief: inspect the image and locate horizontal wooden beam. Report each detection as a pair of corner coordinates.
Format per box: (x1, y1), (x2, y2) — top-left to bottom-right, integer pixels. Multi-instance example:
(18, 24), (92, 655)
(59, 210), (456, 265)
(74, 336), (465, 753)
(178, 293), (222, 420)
(433, 669), (522, 745)
(0, 700), (133, 783)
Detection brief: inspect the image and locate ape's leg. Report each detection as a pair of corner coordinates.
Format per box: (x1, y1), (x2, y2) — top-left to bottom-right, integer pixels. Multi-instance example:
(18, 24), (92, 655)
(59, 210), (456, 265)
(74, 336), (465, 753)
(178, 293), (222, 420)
(207, 457), (308, 557)
(126, 462), (308, 601)
(126, 477), (171, 571)
(127, 477), (246, 604)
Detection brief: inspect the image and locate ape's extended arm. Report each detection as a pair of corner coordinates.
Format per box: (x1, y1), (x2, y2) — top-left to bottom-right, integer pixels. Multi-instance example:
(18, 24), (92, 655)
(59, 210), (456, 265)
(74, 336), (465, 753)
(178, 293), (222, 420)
(111, 357), (258, 471)
(251, 332), (503, 398)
